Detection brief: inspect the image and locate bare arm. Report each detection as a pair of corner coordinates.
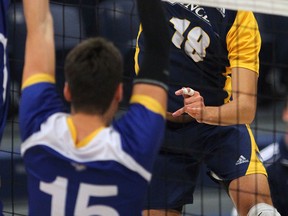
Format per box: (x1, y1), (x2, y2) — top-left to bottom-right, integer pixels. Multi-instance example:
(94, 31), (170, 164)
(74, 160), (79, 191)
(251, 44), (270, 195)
(202, 67), (258, 125)
(173, 67), (258, 125)
(22, 0), (55, 85)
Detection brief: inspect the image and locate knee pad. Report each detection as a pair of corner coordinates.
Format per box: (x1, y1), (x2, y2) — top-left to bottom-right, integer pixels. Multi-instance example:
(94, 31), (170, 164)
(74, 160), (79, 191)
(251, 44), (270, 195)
(247, 203), (281, 216)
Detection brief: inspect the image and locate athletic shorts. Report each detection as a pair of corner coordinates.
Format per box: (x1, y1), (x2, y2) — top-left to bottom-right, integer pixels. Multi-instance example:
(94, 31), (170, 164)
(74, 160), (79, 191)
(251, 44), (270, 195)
(144, 121), (267, 210)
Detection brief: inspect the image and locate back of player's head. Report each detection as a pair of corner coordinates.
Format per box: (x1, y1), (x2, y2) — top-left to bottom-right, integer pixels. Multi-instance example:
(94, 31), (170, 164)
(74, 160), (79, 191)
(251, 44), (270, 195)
(64, 37), (123, 114)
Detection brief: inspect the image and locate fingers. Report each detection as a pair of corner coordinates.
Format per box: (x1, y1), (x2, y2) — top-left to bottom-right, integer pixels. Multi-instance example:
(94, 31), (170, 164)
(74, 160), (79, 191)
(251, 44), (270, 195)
(172, 107), (185, 117)
(186, 107), (203, 120)
(175, 87), (195, 97)
(173, 87), (205, 122)
(182, 87), (195, 96)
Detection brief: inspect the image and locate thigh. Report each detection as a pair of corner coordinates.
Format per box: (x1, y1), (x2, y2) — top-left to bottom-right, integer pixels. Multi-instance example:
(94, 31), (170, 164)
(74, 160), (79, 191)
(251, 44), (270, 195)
(205, 124), (267, 181)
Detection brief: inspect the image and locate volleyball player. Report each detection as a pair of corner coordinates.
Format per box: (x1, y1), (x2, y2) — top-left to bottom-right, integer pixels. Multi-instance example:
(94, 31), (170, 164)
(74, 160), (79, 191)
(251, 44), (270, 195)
(135, 2), (281, 216)
(20, 0), (169, 215)
(0, 0), (10, 215)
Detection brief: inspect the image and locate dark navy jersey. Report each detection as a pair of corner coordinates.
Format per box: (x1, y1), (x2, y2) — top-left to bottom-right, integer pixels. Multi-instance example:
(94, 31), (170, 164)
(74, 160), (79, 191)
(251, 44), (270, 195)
(135, 2), (261, 112)
(0, 0), (10, 142)
(20, 74), (166, 216)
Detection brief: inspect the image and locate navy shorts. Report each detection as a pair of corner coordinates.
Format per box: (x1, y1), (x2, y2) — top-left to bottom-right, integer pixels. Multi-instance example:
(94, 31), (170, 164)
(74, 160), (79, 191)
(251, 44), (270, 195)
(144, 121), (266, 210)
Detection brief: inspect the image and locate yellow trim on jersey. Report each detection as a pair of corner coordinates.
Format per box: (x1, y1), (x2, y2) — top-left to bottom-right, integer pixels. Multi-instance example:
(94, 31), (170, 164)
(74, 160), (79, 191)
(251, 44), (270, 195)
(245, 125), (267, 176)
(67, 117), (105, 148)
(67, 117), (77, 143)
(76, 127), (105, 148)
(130, 94), (166, 118)
(226, 11), (261, 74)
(22, 73), (55, 90)
(223, 74), (232, 104)
(134, 25), (143, 75)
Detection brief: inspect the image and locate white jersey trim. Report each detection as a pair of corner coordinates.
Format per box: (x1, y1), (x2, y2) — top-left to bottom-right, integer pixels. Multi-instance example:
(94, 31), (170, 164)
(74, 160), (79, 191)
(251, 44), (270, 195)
(21, 113), (152, 181)
(0, 33), (8, 103)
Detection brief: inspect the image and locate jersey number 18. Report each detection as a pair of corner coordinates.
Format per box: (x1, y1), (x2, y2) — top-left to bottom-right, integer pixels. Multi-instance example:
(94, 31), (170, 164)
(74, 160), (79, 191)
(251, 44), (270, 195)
(170, 17), (210, 62)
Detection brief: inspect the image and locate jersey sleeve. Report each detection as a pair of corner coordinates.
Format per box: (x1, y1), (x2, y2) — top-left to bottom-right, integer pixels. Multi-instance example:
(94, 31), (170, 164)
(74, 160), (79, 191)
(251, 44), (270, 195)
(227, 11), (261, 73)
(113, 94), (166, 172)
(20, 74), (66, 141)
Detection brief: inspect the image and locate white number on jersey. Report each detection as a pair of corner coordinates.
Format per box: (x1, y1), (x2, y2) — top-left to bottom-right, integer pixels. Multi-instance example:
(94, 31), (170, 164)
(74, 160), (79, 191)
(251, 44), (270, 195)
(40, 176), (120, 216)
(170, 17), (210, 62)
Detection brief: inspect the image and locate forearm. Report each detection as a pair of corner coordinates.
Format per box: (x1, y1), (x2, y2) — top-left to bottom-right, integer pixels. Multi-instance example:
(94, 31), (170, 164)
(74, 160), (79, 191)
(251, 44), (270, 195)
(23, 0), (55, 83)
(202, 97), (257, 126)
(134, 0), (170, 91)
(133, 0), (170, 110)
(23, 0), (50, 32)
(201, 67), (258, 126)
(173, 68), (258, 125)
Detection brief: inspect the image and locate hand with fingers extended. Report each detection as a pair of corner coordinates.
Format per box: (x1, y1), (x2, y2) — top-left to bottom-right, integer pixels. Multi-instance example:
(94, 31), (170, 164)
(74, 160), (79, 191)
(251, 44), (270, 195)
(172, 87), (205, 123)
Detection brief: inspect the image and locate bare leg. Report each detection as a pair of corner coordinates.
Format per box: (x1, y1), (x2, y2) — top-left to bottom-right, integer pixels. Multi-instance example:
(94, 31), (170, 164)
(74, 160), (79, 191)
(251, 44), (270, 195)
(229, 174), (273, 216)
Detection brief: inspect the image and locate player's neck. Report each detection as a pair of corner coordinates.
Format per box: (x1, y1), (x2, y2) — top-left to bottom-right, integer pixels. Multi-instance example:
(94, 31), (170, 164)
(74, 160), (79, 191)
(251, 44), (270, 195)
(70, 113), (107, 142)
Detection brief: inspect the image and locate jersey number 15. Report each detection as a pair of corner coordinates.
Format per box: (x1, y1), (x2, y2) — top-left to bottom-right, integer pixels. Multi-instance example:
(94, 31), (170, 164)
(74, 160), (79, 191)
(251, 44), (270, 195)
(40, 176), (120, 216)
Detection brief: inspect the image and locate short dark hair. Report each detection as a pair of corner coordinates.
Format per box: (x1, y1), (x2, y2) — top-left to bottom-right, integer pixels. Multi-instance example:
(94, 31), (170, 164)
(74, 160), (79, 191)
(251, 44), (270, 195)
(64, 37), (123, 114)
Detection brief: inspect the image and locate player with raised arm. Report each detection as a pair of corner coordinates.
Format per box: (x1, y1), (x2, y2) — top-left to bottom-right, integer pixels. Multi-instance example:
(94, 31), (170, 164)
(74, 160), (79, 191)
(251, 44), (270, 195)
(20, 0), (169, 215)
(135, 2), (281, 216)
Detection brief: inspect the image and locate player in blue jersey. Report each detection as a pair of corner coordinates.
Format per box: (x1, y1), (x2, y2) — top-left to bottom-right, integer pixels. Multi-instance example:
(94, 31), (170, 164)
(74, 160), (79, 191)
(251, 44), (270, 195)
(20, 0), (169, 215)
(0, 1), (10, 215)
(135, 2), (280, 216)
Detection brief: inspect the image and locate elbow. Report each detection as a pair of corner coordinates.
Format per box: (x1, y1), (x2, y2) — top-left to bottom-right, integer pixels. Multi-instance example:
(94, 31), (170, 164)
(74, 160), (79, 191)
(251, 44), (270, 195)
(235, 93), (257, 124)
(240, 103), (256, 124)
(244, 114), (255, 125)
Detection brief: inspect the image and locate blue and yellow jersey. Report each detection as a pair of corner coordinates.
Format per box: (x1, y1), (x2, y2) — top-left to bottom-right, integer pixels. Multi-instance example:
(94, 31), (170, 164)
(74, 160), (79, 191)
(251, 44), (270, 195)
(135, 2), (261, 112)
(20, 75), (165, 216)
(0, 0), (10, 142)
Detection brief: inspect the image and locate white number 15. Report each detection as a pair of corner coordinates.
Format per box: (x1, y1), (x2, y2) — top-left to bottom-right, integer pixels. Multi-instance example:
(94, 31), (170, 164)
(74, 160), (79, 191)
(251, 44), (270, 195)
(40, 176), (119, 216)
